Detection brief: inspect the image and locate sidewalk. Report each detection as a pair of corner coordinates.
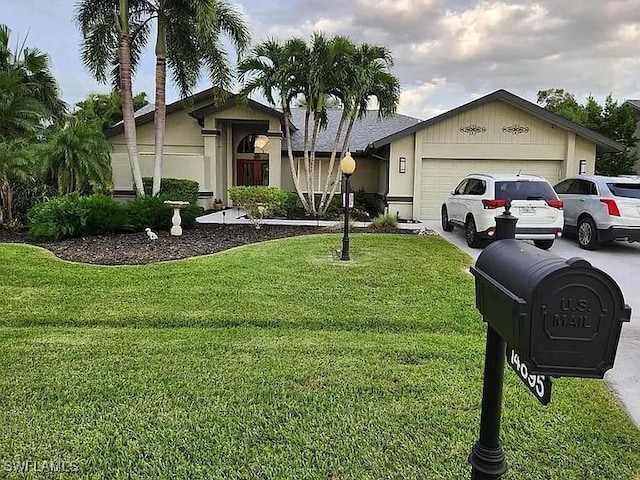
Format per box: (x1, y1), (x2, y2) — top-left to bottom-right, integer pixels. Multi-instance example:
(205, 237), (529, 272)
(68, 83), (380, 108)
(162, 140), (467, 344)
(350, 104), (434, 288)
(197, 208), (427, 231)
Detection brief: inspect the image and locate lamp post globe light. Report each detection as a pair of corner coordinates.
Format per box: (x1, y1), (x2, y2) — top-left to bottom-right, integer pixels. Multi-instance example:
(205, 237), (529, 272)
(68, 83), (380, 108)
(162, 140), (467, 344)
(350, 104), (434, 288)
(340, 151), (356, 261)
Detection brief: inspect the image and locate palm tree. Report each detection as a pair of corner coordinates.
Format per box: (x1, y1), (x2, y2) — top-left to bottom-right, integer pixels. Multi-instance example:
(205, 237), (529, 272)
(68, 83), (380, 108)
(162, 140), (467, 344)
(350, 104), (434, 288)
(0, 24), (65, 224)
(0, 24), (65, 141)
(319, 43), (400, 214)
(135, 0), (250, 196)
(239, 37), (311, 212)
(41, 119), (113, 194)
(75, 0), (148, 196)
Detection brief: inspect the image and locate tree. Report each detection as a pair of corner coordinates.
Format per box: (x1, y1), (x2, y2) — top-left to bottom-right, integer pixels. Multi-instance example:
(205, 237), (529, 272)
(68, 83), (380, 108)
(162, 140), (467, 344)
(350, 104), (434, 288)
(41, 119), (113, 194)
(538, 89), (638, 176)
(240, 34), (400, 216)
(0, 24), (65, 225)
(76, 0), (148, 196)
(74, 91), (148, 131)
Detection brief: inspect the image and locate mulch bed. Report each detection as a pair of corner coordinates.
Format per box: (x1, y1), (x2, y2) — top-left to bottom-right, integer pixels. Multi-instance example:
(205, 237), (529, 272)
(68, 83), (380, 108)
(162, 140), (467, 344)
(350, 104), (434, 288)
(0, 224), (417, 266)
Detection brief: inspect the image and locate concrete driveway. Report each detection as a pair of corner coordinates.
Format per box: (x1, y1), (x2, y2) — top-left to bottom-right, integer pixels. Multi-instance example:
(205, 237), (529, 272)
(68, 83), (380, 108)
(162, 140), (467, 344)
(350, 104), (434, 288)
(423, 220), (640, 428)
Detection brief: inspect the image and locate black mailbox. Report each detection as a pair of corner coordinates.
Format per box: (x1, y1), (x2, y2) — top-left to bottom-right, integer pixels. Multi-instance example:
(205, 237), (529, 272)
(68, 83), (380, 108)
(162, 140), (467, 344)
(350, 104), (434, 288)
(471, 240), (631, 378)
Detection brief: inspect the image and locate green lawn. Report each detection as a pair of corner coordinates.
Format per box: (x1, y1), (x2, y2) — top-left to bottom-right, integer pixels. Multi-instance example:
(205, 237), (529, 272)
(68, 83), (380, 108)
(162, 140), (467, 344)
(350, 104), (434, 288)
(0, 234), (639, 479)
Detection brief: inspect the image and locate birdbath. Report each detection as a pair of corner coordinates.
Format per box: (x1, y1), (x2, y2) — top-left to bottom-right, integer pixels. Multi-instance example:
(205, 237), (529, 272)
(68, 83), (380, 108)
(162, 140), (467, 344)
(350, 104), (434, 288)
(164, 200), (190, 236)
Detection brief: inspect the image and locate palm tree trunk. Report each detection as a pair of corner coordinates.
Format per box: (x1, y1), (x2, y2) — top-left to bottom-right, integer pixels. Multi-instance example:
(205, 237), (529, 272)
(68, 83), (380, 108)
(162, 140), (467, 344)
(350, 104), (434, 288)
(326, 114), (356, 208)
(283, 109), (309, 212)
(118, 0), (144, 197)
(302, 108), (315, 215)
(152, 5), (166, 197)
(318, 111), (347, 214)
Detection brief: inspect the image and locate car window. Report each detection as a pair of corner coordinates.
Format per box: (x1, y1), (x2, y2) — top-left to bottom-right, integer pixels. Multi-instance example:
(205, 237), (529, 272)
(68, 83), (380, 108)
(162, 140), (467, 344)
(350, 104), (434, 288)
(453, 179), (468, 195)
(554, 179), (575, 194)
(574, 180), (597, 195)
(495, 181), (557, 200)
(463, 179), (486, 195)
(607, 183), (640, 199)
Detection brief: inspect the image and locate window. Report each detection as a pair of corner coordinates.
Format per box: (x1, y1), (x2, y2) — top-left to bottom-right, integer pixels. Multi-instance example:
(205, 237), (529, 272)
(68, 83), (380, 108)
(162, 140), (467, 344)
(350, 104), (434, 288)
(495, 181), (556, 200)
(608, 183), (640, 199)
(554, 179), (575, 194)
(453, 179), (469, 195)
(464, 179), (486, 195)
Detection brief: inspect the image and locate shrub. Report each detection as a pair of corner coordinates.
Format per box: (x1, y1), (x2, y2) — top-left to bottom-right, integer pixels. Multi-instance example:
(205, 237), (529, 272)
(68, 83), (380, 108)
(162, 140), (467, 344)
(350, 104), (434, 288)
(125, 196), (204, 231)
(142, 178), (199, 204)
(28, 195), (89, 241)
(80, 195), (128, 234)
(370, 212), (399, 231)
(229, 186), (291, 228)
(11, 180), (56, 226)
(125, 196), (172, 231)
(354, 189), (385, 217)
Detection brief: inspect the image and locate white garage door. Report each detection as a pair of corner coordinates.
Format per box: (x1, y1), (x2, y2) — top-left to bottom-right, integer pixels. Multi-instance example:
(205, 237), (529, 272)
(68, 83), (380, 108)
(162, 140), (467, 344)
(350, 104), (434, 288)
(419, 159), (562, 219)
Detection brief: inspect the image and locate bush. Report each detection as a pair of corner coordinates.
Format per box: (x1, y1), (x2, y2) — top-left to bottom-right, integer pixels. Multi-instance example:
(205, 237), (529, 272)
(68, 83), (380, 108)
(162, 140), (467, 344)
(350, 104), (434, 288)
(370, 212), (399, 232)
(11, 181), (56, 226)
(28, 195), (89, 241)
(229, 186), (292, 228)
(141, 177), (200, 204)
(125, 195), (204, 231)
(354, 189), (385, 217)
(80, 195), (128, 234)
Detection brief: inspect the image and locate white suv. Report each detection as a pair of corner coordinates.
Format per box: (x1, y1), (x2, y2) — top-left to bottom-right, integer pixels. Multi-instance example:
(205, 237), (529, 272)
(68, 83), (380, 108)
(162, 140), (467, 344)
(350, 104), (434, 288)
(441, 173), (564, 249)
(554, 175), (640, 250)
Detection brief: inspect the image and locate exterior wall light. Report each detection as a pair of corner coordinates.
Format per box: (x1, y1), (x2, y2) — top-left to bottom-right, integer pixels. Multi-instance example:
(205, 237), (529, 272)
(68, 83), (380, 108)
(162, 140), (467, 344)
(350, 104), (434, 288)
(399, 156), (407, 174)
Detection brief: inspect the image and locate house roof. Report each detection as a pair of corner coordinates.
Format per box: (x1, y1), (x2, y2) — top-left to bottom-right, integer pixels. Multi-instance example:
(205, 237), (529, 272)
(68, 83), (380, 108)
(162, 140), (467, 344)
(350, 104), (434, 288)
(369, 89), (625, 153)
(625, 100), (640, 112)
(287, 108), (421, 153)
(104, 89), (291, 138)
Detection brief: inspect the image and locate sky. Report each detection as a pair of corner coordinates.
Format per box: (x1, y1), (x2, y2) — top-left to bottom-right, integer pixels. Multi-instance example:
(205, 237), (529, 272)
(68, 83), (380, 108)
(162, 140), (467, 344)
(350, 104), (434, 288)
(4, 0), (640, 121)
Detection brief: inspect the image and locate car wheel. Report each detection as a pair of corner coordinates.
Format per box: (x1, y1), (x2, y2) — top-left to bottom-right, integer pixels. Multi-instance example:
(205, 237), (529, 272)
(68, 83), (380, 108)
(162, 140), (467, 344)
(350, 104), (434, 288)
(534, 239), (554, 250)
(465, 216), (483, 248)
(577, 217), (599, 250)
(441, 205), (454, 232)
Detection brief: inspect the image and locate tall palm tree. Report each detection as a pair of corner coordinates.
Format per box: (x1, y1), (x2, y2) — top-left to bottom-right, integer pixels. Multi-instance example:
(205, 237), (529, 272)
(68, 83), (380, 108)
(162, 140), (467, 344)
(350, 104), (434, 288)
(0, 24), (65, 141)
(319, 43), (400, 214)
(76, 0), (149, 196)
(239, 37), (311, 212)
(41, 119), (113, 194)
(135, 0), (250, 196)
(0, 24), (65, 224)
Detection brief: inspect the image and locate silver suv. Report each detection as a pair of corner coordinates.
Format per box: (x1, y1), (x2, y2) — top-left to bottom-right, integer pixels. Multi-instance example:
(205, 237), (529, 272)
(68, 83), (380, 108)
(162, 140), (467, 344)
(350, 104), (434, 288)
(441, 173), (564, 249)
(554, 175), (640, 250)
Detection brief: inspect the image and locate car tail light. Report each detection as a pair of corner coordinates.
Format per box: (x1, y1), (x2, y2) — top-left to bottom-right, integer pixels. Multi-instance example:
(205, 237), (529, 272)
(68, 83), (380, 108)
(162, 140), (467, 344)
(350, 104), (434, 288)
(546, 199), (563, 209)
(599, 198), (621, 216)
(555, 228), (563, 238)
(487, 227), (495, 237)
(482, 199), (506, 209)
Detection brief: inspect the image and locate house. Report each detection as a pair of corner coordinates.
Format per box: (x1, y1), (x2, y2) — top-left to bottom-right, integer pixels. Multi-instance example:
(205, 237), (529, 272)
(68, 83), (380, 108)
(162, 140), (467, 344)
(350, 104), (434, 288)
(105, 89), (623, 220)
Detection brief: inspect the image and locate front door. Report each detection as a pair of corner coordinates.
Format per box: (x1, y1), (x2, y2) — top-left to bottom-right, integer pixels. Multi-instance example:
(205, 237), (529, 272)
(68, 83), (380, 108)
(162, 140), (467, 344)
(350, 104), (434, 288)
(237, 159), (269, 186)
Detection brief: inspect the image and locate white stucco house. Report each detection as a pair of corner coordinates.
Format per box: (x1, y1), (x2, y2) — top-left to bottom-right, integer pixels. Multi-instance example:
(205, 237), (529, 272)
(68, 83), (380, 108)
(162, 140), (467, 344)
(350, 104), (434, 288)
(106, 89), (623, 220)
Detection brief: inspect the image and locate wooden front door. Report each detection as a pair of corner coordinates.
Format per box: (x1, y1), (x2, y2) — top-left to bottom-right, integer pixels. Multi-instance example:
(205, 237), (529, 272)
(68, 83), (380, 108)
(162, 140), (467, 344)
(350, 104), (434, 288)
(237, 159), (269, 186)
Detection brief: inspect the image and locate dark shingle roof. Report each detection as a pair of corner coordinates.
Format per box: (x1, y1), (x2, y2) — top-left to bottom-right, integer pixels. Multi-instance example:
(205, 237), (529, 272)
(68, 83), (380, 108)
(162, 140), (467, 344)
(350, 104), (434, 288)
(287, 108), (421, 153)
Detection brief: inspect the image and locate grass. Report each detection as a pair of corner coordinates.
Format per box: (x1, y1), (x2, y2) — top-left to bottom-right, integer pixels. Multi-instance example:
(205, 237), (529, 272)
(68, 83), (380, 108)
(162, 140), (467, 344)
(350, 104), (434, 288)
(0, 234), (639, 479)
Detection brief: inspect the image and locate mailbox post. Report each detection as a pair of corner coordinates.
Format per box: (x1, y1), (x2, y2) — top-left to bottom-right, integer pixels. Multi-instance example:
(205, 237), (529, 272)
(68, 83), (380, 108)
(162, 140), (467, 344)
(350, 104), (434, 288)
(468, 206), (515, 479)
(468, 203), (631, 479)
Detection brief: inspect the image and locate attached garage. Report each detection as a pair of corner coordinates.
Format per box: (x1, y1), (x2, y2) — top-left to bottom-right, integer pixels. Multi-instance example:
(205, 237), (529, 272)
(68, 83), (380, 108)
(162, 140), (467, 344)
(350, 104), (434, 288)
(375, 90), (624, 221)
(419, 158), (562, 219)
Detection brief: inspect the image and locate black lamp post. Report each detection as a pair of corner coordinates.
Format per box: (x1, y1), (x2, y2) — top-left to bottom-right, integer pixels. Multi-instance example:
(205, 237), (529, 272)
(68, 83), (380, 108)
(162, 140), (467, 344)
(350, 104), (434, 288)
(340, 151), (356, 261)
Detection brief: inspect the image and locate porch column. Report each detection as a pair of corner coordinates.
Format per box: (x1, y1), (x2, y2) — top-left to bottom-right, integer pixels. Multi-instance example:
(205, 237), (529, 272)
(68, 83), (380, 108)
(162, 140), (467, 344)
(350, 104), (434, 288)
(202, 129), (220, 205)
(266, 130), (282, 188)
